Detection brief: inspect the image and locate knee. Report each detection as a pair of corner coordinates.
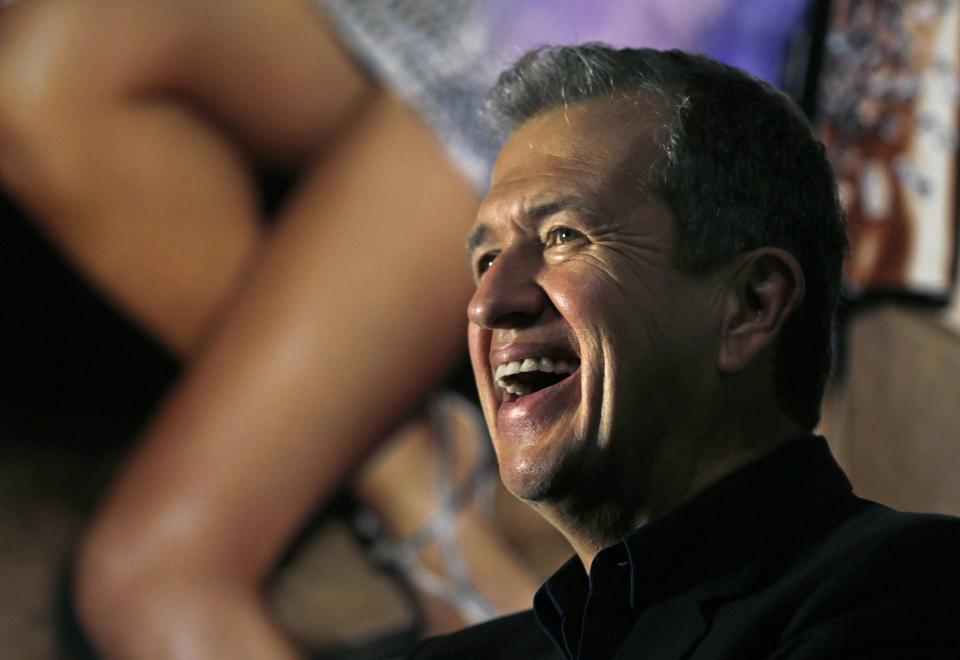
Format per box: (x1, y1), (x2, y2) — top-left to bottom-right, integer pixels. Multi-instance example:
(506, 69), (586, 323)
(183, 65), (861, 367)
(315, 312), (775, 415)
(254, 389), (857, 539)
(74, 504), (268, 655)
(0, 1), (96, 127)
(73, 518), (153, 640)
(73, 512), (205, 649)
(0, 0), (158, 194)
(0, 0), (169, 135)
(0, 1), (98, 189)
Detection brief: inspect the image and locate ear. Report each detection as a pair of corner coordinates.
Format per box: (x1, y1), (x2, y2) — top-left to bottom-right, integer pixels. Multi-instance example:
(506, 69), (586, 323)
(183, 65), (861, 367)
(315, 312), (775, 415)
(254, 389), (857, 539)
(717, 248), (805, 374)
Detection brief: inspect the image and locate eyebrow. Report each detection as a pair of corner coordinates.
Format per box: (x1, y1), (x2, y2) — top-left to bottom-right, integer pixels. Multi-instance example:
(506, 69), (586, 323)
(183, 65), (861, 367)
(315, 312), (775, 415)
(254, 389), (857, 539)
(465, 196), (599, 254)
(465, 224), (487, 255)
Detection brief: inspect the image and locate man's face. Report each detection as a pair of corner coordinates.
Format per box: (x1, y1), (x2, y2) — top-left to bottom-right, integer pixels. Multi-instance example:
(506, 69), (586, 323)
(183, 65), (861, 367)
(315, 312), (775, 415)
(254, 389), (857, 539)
(467, 98), (723, 506)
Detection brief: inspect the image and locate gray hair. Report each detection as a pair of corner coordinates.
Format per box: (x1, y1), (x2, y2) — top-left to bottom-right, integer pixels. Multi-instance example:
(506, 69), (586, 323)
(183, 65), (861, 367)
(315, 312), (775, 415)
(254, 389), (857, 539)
(485, 44), (848, 430)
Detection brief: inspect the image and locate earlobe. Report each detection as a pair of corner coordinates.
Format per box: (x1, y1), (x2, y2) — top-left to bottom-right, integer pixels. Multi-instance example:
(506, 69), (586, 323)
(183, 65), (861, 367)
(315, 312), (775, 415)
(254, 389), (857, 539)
(717, 248), (804, 374)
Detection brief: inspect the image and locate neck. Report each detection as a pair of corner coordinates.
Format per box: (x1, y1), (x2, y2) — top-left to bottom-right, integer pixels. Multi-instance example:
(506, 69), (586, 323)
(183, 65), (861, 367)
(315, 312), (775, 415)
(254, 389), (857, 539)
(536, 417), (805, 570)
(532, 495), (646, 569)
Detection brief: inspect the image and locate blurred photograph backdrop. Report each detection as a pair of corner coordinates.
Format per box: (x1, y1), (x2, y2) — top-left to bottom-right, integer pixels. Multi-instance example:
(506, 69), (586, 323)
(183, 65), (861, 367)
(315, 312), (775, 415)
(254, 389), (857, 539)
(1, 0), (958, 658)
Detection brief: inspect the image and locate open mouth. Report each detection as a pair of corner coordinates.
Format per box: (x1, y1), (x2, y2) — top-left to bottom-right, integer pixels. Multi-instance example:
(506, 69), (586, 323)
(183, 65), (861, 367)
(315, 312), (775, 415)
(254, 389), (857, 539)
(494, 356), (580, 402)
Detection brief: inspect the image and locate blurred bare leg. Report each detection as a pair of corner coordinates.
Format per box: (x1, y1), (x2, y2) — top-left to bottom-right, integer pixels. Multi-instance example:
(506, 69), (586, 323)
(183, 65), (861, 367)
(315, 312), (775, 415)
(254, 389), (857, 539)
(73, 90), (485, 658)
(0, 0), (371, 355)
(0, 1), (541, 656)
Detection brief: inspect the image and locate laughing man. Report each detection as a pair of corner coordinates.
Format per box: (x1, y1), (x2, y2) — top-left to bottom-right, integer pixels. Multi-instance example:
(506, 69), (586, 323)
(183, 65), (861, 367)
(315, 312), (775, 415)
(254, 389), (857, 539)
(411, 45), (960, 659)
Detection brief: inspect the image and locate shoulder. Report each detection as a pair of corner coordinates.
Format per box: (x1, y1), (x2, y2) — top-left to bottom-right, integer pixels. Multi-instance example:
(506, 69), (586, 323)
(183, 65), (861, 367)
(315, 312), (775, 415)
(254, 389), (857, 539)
(408, 610), (559, 659)
(774, 505), (960, 656)
(814, 502), (960, 574)
(791, 501), (960, 599)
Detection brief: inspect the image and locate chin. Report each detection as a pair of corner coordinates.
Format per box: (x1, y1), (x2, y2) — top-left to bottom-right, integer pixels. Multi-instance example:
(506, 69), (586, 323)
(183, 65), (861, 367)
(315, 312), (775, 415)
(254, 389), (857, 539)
(496, 444), (580, 504)
(500, 470), (553, 503)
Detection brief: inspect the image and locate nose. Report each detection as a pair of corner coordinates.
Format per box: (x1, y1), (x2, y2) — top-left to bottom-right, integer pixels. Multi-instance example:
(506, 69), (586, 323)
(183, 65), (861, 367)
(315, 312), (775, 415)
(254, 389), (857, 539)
(467, 246), (549, 329)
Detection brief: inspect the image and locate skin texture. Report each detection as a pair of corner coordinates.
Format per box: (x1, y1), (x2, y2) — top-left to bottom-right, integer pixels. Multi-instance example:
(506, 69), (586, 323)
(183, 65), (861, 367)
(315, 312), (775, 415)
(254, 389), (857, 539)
(467, 98), (806, 566)
(0, 0), (539, 656)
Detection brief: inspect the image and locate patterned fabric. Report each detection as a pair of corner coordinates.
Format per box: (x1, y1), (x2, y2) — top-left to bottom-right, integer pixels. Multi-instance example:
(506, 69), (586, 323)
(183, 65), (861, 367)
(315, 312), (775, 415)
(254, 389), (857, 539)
(316, 0), (811, 193)
(319, 0), (502, 191)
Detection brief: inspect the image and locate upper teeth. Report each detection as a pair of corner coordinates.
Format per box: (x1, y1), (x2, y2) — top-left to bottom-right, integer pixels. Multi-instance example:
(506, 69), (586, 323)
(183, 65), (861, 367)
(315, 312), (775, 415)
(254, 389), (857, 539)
(494, 357), (576, 381)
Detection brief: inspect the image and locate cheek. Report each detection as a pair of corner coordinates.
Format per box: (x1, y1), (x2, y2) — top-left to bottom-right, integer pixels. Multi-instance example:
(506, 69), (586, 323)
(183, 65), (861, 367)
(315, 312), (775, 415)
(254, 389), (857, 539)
(551, 271), (649, 361)
(467, 325), (488, 375)
(467, 324), (500, 426)
(546, 269), (612, 329)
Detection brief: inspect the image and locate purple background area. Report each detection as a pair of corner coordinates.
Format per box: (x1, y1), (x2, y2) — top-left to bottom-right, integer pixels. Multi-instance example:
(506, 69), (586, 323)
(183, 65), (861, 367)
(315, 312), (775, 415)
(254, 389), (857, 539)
(485, 0), (812, 86)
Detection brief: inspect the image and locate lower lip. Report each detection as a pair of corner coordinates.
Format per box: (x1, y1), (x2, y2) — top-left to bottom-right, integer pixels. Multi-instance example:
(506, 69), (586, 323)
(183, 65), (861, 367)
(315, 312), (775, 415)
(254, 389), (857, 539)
(496, 369), (581, 431)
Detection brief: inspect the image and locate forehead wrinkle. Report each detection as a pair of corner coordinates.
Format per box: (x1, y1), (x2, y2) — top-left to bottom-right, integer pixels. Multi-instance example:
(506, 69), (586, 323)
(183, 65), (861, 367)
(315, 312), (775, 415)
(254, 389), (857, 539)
(479, 99), (662, 249)
(523, 194), (605, 224)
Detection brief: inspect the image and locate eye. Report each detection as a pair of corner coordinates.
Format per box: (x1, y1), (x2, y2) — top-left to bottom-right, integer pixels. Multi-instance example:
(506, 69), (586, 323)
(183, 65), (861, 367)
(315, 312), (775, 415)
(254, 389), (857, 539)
(546, 226), (585, 246)
(476, 251), (498, 277)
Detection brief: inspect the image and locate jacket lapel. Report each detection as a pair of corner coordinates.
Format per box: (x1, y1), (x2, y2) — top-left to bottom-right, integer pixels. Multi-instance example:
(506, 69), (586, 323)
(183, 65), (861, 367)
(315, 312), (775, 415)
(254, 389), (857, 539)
(611, 594), (706, 660)
(611, 559), (770, 660)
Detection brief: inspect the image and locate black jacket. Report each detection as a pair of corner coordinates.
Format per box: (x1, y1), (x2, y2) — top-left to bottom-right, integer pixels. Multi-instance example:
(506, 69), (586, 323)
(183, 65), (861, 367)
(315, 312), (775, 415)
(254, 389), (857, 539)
(411, 437), (960, 659)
